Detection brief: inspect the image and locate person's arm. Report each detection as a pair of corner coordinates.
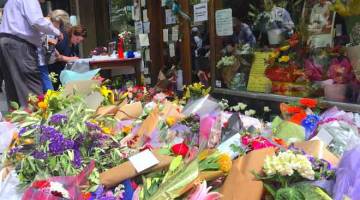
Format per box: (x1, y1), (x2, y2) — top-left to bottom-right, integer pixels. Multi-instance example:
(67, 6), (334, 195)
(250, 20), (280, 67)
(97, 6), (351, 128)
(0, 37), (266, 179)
(54, 49), (79, 62)
(22, 0), (61, 37)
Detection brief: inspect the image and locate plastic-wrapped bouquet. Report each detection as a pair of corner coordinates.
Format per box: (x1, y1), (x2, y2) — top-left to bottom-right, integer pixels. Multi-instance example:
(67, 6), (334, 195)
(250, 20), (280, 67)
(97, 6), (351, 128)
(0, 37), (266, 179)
(255, 150), (334, 200)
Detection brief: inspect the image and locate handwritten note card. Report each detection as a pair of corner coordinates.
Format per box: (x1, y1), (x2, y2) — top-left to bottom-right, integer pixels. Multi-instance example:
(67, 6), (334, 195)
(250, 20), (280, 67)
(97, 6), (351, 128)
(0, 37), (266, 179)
(139, 34), (150, 47)
(166, 9), (177, 25)
(163, 29), (169, 42)
(129, 150), (159, 173)
(172, 26), (179, 41)
(142, 9), (148, 22)
(215, 9), (233, 36)
(169, 43), (175, 57)
(194, 3), (208, 22)
(247, 52), (272, 93)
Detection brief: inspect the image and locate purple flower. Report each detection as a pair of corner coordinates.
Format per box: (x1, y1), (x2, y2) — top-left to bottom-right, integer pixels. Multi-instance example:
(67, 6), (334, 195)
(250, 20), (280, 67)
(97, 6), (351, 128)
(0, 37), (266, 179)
(49, 141), (65, 155)
(63, 139), (75, 150)
(86, 122), (102, 131)
(49, 114), (68, 124)
(8, 147), (21, 156)
(18, 127), (28, 137)
(38, 125), (76, 155)
(32, 150), (48, 159)
(72, 146), (82, 168)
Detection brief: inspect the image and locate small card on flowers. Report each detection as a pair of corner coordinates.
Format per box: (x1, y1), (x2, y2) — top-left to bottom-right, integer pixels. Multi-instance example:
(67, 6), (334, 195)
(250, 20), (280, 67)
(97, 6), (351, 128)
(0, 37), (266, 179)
(129, 149), (160, 173)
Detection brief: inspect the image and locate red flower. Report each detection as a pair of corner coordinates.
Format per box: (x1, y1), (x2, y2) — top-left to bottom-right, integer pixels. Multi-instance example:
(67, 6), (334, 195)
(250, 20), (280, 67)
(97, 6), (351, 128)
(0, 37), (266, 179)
(287, 106), (303, 114)
(241, 135), (252, 146)
(32, 180), (50, 189)
(131, 181), (138, 190)
(299, 98), (318, 108)
(171, 143), (189, 157)
(37, 95), (44, 102)
(82, 192), (92, 200)
(290, 112), (307, 125)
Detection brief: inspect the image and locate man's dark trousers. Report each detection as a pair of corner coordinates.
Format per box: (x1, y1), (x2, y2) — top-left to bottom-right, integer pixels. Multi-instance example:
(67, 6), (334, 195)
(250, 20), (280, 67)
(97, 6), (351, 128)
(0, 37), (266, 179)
(0, 36), (42, 107)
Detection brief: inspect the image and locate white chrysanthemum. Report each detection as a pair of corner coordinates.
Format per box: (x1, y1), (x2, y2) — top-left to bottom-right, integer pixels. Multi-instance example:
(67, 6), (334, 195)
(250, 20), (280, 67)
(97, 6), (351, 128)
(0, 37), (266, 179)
(263, 156), (276, 175)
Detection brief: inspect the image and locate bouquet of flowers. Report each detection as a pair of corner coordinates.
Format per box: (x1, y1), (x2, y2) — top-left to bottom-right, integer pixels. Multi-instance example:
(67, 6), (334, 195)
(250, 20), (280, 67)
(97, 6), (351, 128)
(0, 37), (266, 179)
(5, 101), (129, 189)
(255, 150), (334, 200)
(119, 31), (134, 52)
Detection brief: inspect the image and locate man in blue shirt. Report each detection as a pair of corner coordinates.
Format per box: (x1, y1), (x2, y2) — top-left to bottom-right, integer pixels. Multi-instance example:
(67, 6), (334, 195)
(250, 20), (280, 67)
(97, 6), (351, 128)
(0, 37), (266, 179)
(0, 0), (61, 107)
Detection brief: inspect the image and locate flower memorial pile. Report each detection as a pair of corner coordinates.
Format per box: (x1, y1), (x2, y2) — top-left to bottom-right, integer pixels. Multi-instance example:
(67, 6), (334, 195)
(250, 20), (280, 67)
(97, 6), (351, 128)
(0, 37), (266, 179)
(0, 80), (360, 200)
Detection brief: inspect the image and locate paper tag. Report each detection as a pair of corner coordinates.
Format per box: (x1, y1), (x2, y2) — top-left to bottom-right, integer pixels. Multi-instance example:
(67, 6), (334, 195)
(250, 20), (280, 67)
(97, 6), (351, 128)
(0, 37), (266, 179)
(169, 43), (175, 57)
(172, 26), (179, 41)
(312, 128), (334, 146)
(141, 0), (146, 7)
(216, 80), (222, 88)
(142, 9), (149, 22)
(139, 34), (150, 47)
(129, 149), (159, 173)
(143, 22), (150, 33)
(163, 29), (169, 42)
(144, 67), (149, 75)
(145, 49), (150, 61)
(166, 9), (177, 25)
(161, 0), (166, 6)
(134, 21), (143, 35)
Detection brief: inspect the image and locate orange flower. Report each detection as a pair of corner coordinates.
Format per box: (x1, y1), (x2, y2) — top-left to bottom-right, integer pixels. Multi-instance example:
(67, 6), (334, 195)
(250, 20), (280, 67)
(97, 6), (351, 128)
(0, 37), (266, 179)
(37, 101), (48, 110)
(290, 112), (307, 125)
(299, 98), (318, 108)
(122, 126), (132, 135)
(273, 138), (287, 147)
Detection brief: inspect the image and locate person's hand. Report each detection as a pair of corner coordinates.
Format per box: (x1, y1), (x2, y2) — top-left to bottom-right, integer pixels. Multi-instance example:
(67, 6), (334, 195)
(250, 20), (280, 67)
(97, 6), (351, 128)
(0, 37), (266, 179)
(48, 37), (58, 46)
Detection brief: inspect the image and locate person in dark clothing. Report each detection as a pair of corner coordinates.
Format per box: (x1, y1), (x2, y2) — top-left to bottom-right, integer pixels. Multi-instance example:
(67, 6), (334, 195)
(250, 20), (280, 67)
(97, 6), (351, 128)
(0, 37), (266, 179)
(48, 25), (87, 90)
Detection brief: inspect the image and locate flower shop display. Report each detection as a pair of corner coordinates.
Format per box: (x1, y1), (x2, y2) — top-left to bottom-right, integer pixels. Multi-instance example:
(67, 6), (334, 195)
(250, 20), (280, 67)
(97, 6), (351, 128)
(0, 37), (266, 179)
(264, 34), (310, 97)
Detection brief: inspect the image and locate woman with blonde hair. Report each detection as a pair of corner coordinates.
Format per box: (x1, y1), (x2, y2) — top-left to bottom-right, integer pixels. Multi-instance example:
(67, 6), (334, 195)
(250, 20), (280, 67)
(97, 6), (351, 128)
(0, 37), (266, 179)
(37, 9), (70, 92)
(49, 9), (71, 32)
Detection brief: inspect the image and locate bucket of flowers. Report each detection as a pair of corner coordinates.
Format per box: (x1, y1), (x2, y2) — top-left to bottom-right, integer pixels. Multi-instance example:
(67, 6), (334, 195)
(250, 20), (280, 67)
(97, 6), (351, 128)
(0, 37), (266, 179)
(264, 34), (310, 97)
